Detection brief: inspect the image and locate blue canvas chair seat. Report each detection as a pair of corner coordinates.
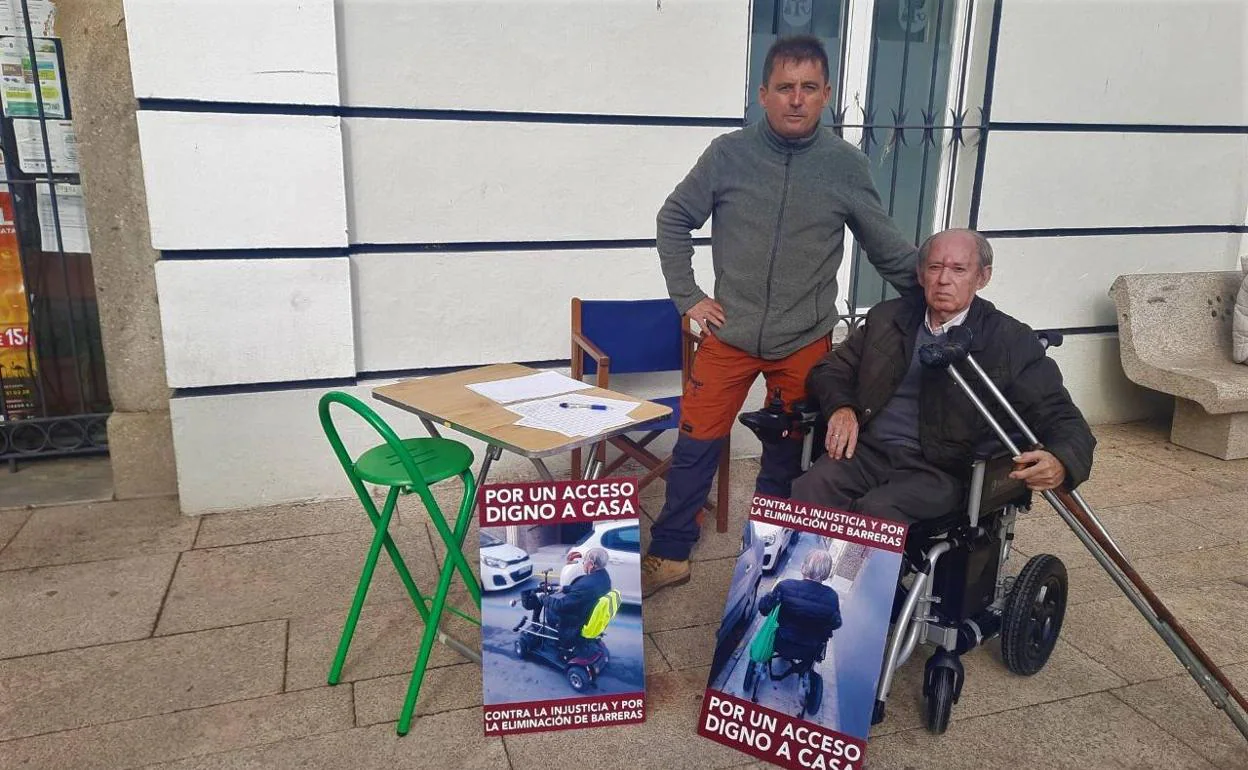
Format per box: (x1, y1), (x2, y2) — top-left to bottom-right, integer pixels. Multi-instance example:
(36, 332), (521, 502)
(570, 298), (730, 532)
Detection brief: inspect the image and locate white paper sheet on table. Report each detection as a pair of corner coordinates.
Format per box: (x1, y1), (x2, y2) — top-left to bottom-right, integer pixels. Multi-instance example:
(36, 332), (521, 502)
(506, 394), (639, 437)
(466, 371), (592, 404)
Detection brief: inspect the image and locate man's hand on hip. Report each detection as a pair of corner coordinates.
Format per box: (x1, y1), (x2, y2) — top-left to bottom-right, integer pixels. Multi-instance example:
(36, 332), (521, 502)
(1009, 450), (1066, 491)
(687, 298), (725, 334)
(825, 407), (859, 460)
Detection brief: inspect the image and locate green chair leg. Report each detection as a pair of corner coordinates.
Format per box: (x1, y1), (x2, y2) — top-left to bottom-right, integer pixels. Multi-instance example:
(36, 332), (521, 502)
(397, 474), (480, 735)
(418, 473), (482, 609)
(397, 529), (464, 735)
(328, 485), (402, 685)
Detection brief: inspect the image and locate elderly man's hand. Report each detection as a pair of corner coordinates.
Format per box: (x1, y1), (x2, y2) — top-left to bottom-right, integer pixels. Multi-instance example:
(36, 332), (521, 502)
(1009, 450), (1066, 491)
(825, 407), (859, 460)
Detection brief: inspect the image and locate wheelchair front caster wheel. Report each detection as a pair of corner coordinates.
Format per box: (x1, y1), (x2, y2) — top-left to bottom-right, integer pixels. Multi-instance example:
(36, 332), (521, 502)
(871, 700), (886, 725)
(743, 662), (761, 702)
(803, 671), (823, 715)
(924, 666), (956, 734)
(1002, 553), (1068, 676)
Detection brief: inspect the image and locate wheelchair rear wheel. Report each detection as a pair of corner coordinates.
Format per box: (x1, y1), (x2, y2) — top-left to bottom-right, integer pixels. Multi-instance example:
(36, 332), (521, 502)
(1002, 553), (1068, 675)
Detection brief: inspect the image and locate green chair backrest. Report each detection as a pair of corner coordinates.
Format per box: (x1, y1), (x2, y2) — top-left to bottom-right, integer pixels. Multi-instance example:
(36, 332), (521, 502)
(318, 391), (433, 499)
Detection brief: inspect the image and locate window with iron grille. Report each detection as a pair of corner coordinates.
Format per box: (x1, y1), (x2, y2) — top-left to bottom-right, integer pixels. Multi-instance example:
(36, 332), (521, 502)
(747, 0), (990, 319)
(0, 3), (110, 466)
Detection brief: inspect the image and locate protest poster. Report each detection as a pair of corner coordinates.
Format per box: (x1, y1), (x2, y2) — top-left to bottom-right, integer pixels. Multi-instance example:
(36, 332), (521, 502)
(699, 494), (907, 770)
(478, 477), (646, 736)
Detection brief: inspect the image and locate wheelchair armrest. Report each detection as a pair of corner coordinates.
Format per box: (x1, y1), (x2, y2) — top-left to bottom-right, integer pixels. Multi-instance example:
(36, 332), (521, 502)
(970, 431), (1028, 460)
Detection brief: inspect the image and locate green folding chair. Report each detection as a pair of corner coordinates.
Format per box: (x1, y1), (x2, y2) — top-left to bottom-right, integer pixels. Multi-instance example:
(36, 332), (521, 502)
(318, 391), (482, 735)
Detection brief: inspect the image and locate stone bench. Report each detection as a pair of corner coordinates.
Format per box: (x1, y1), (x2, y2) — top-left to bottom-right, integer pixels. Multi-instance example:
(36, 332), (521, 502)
(1110, 271), (1248, 459)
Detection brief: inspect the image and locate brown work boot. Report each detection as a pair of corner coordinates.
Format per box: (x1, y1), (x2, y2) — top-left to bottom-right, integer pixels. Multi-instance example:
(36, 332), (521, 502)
(642, 554), (691, 598)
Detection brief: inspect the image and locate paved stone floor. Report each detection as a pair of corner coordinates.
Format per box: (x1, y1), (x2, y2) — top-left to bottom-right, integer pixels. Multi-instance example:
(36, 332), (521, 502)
(1, 419), (1246, 769)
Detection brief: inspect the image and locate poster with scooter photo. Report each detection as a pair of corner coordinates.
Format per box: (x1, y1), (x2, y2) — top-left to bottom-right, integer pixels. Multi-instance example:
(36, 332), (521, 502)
(478, 478), (646, 736)
(699, 494), (907, 769)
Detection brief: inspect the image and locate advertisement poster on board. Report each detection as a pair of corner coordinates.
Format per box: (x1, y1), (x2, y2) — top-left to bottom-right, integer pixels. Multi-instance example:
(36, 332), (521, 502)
(478, 478), (645, 736)
(0, 189), (34, 418)
(699, 494), (907, 770)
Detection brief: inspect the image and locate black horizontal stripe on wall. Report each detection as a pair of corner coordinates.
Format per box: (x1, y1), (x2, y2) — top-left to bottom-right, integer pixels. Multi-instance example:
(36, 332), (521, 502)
(137, 98), (744, 128)
(171, 359), (572, 399)
(160, 238), (712, 260)
(160, 247), (350, 260)
(1038, 325), (1119, 337)
(982, 225), (1248, 239)
(991, 122), (1248, 134)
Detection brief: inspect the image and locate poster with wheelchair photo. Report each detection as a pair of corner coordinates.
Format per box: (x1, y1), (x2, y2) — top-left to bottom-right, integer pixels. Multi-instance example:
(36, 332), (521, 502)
(699, 494), (906, 770)
(477, 478), (646, 736)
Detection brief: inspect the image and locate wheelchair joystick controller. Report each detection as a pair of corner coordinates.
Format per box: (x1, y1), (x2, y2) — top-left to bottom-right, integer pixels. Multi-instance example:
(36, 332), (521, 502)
(738, 388), (826, 472)
(738, 387), (798, 442)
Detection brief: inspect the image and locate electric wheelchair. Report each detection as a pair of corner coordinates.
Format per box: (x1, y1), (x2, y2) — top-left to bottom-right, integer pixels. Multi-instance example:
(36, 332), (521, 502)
(737, 333), (1069, 734)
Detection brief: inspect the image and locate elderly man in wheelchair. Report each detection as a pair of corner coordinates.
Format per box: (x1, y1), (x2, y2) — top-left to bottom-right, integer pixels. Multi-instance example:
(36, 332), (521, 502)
(742, 228), (1096, 733)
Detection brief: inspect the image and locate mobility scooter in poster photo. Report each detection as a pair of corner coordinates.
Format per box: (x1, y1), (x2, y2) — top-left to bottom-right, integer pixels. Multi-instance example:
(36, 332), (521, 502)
(510, 569), (617, 693)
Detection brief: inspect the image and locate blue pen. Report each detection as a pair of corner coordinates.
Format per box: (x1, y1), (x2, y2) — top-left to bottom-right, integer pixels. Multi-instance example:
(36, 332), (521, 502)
(559, 402), (608, 410)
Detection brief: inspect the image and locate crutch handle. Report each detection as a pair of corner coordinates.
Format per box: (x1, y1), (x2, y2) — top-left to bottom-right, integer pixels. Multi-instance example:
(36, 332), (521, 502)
(919, 326), (974, 369)
(1037, 331), (1064, 349)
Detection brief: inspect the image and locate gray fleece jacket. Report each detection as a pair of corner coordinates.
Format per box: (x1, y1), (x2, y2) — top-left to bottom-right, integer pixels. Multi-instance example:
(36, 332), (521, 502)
(657, 118), (920, 360)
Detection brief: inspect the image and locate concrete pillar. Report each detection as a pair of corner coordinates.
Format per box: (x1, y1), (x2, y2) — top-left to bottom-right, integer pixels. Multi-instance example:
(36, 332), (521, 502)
(55, 1), (176, 500)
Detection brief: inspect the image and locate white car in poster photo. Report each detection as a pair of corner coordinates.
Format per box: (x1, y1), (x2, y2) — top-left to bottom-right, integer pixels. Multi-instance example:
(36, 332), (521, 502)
(752, 520), (795, 573)
(479, 531), (534, 591)
(567, 520), (641, 605)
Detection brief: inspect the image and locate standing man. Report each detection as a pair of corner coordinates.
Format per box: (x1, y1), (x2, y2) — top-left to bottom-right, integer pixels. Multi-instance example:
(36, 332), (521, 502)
(643, 35), (921, 598)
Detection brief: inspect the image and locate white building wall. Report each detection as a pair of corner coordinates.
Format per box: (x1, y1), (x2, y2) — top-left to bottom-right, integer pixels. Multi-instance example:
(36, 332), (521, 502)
(122, 0), (1248, 512)
(976, 0), (1248, 434)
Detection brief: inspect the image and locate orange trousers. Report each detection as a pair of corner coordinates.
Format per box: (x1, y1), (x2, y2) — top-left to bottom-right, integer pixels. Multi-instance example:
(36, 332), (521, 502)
(680, 333), (832, 439)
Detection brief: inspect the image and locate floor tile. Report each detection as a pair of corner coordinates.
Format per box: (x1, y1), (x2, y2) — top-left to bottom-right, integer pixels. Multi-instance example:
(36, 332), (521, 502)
(651, 622), (719, 671)
(143, 712), (508, 769)
(155, 526), (437, 635)
(1131, 442), (1248, 492)
(0, 509), (31, 552)
(0, 456), (113, 510)
(0, 554), (176, 658)
(0, 620), (285, 741)
(0, 498), (196, 570)
(194, 497), (377, 549)
(1077, 448), (1223, 509)
(870, 639), (1125, 737)
(1010, 502), (1233, 572)
(0, 686), (352, 770)
(867, 692), (1215, 769)
(641, 556), (736, 634)
(1113, 662), (1248, 770)
(284, 596), (477, 692)
(1063, 582), (1248, 683)
(353, 663), (482, 726)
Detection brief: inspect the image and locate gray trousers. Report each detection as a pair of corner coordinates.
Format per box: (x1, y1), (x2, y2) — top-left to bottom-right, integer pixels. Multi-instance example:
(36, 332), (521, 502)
(790, 433), (964, 524)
